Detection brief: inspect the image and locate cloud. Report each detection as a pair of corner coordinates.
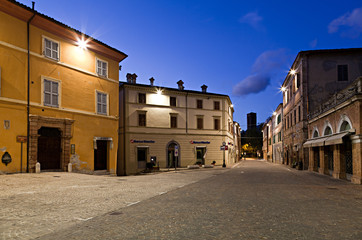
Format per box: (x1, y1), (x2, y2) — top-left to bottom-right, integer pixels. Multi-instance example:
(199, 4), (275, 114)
(328, 7), (362, 38)
(239, 11), (263, 30)
(232, 49), (289, 96)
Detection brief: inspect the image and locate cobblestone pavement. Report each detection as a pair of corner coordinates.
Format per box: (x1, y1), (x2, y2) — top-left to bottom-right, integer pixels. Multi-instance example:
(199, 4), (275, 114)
(0, 166), (229, 240)
(37, 160), (362, 240)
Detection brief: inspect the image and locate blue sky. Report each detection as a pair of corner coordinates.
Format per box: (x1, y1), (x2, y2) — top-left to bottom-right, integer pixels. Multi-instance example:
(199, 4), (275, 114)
(18, 0), (362, 129)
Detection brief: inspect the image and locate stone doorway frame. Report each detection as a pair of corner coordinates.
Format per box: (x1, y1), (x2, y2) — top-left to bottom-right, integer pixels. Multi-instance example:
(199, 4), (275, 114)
(29, 115), (74, 172)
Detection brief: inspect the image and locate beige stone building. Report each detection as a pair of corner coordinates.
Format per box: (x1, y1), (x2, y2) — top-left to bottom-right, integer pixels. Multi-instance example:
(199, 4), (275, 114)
(304, 77), (362, 184)
(282, 48), (362, 169)
(272, 103), (283, 164)
(262, 117), (272, 160)
(118, 76), (236, 175)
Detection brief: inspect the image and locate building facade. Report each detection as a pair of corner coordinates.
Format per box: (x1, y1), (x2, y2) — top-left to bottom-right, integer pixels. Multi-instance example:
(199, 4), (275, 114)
(304, 77), (362, 184)
(118, 77), (236, 175)
(282, 48), (362, 169)
(0, 0), (126, 174)
(272, 103), (283, 164)
(262, 117), (272, 161)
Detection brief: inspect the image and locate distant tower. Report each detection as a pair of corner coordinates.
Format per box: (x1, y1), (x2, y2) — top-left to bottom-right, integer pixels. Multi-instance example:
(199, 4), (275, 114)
(247, 112), (257, 129)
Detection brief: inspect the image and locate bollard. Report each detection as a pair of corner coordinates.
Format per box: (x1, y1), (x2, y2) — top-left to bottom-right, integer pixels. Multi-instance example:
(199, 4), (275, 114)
(68, 162), (72, 172)
(35, 162), (41, 173)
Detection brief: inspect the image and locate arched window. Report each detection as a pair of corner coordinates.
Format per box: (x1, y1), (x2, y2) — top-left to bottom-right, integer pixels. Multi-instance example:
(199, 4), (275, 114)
(340, 121), (351, 132)
(313, 130), (319, 138)
(324, 126), (332, 136)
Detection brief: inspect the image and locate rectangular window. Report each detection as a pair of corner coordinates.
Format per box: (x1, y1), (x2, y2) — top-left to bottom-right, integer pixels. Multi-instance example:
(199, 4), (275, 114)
(338, 65), (348, 81)
(294, 109), (296, 124)
(43, 79), (59, 107)
(96, 59), (108, 77)
(214, 118), (220, 130)
(170, 115), (177, 128)
(170, 97), (176, 107)
(139, 93), (146, 104)
(277, 114), (281, 125)
(43, 37), (59, 61)
(197, 117), (203, 129)
(138, 112), (146, 126)
(278, 132), (282, 142)
(273, 135), (275, 144)
(197, 99), (203, 109)
(214, 101), (220, 110)
(295, 73), (300, 90)
(298, 106), (301, 122)
(96, 92), (107, 115)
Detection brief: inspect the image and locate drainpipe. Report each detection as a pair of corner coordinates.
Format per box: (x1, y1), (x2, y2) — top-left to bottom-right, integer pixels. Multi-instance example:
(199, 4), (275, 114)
(26, 2), (36, 173)
(123, 87), (127, 175)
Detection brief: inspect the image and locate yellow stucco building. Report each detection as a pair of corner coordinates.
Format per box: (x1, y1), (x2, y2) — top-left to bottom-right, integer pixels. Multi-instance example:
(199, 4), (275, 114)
(0, 0), (127, 174)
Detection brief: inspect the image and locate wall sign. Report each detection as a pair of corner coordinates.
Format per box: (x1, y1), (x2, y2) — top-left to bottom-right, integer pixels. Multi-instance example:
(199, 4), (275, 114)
(2, 152), (12, 166)
(130, 139), (155, 143)
(190, 141), (210, 144)
(16, 135), (27, 143)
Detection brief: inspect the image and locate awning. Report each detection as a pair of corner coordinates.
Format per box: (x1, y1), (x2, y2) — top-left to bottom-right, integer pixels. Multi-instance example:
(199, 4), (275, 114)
(324, 131), (351, 146)
(303, 130), (354, 148)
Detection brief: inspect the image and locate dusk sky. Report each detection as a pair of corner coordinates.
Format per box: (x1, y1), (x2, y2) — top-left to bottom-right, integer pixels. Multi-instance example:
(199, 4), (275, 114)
(18, 0), (362, 129)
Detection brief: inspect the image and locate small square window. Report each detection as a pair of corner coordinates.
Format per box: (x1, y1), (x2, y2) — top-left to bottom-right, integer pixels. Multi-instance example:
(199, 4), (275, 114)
(197, 99), (203, 109)
(96, 92), (107, 115)
(43, 37), (59, 61)
(138, 113), (146, 126)
(214, 101), (220, 110)
(170, 97), (176, 107)
(97, 59), (108, 77)
(139, 93), (146, 104)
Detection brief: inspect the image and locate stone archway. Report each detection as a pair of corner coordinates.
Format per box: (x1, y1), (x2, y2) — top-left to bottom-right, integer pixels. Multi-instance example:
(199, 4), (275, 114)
(29, 115), (74, 172)
(166, 140), (180, 168)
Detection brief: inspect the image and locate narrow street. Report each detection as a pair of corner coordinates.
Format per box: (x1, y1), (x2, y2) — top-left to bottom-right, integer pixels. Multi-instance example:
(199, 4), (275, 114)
(35, 160), (362, 240)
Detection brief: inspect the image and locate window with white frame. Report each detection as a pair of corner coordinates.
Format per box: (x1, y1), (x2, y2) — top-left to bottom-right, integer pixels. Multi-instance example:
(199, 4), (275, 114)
(43, 79), (59, 107)
(43, 37), (59, 60)
(96, 59), (108, 77)
(96, 91), (108, 115)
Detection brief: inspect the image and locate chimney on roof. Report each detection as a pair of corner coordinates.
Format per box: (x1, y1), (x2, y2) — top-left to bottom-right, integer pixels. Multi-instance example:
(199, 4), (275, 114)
(32, 1), (35, 10)
(149, 77), (155, 86)
(201, 84), (208, 93)
(126, 73), (137, 84)
(177, 80), (184, 90)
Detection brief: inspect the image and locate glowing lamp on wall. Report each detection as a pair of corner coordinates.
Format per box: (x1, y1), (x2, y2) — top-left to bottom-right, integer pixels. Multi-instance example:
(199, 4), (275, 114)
(290, 69), (296, 75)
(76, 36), (88, 50)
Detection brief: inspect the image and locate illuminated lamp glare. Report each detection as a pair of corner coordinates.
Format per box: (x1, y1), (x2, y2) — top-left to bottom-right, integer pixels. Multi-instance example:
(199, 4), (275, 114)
(77, 37), (88, 50)
(290, 69), (296, 75)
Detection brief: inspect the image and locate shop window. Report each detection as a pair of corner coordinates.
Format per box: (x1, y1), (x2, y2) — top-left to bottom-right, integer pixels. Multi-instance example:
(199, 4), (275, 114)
(43, 37), (59, 61)
(96, 91), (108, 115)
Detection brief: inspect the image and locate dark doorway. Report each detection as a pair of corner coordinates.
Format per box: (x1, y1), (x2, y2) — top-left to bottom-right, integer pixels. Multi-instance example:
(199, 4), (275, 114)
(196, 147), (206, 165)
(137, 147), (147, 169)
(325, 146), (334, 175)
(343, 140), (353, 176)
(37, 127), (61, 170)
(94, 140), (108, 170)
